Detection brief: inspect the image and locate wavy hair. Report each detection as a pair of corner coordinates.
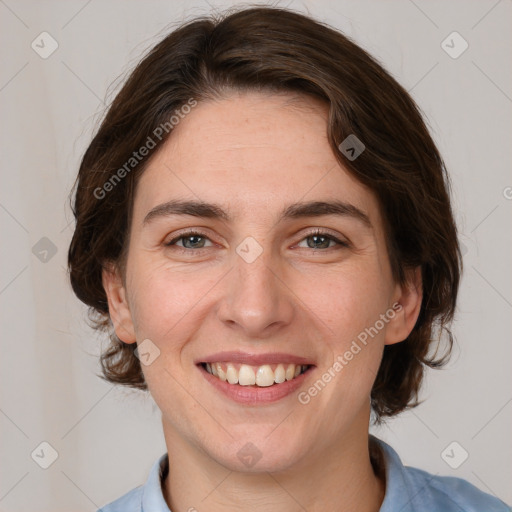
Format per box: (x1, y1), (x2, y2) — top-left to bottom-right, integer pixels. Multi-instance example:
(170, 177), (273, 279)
(68, 6), (462, 421)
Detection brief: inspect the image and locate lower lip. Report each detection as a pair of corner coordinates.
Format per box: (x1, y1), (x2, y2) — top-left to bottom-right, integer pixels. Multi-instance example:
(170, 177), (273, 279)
(199, 364), (313, 405)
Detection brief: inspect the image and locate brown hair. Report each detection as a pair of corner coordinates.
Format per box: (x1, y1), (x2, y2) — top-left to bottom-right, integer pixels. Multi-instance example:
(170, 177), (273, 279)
(68, 5), (462, 421)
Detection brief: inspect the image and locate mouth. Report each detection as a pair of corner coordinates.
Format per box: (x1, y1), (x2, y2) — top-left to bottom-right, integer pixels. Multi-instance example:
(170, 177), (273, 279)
(200, 362), (312, 387)
(196, 355), (315, 405)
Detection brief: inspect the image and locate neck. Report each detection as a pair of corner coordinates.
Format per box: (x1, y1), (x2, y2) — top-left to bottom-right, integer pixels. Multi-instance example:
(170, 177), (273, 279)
(162, 422), (385, 512)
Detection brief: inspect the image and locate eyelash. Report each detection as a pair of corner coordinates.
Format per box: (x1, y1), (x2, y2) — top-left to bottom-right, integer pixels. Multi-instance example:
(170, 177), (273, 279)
(164, 228), (350, 254)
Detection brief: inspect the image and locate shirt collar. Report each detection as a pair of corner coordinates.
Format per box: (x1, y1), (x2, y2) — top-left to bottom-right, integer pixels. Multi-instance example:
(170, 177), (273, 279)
(141, 452), (171, 512)
(373, 435), (420, 512)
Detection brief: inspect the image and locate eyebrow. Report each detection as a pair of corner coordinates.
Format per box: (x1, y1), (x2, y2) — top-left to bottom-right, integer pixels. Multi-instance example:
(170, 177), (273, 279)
(143, 199), (372, 228)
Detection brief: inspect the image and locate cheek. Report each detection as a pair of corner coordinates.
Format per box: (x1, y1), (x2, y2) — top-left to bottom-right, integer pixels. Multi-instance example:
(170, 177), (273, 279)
(324, 266), (393, 385)
(126, 257), (220, 342)
(309, 263), (392, 341)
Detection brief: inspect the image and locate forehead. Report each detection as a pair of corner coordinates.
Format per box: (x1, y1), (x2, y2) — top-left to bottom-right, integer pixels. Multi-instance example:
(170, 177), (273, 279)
(134, 91), (380, 226)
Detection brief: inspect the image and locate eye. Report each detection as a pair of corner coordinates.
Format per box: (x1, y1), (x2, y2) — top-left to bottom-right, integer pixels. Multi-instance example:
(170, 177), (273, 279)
(165, 230), (214, 251)
(296, 229), (350, 250)
(164, 228), (349, 254)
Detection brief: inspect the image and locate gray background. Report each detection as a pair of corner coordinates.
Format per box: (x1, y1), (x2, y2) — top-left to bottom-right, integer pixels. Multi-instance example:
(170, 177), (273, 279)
(0, 0), (511, 510)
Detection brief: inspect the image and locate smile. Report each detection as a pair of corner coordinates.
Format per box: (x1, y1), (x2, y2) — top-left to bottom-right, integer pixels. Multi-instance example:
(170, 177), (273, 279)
(201, 362), (311, 387)
(196, 351), (315, 404)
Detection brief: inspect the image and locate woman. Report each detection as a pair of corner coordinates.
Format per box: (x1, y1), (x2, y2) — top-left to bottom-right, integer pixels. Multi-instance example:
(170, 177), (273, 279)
(68, 6), (509, 512)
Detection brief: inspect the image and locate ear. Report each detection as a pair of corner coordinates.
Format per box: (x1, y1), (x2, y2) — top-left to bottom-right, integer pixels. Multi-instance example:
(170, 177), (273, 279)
(385, 266), (422, 346)
(102, 264), (137, 344)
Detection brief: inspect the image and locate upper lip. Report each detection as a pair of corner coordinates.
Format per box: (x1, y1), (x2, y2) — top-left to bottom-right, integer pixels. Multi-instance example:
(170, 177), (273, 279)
(196, 351), (315, 366)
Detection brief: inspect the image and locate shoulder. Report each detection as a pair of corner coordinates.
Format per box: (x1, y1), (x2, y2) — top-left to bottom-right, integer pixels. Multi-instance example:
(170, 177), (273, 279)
(96, 485), (143, 512)
(404, 465), (511, 511)
(373, 437), (511, 512)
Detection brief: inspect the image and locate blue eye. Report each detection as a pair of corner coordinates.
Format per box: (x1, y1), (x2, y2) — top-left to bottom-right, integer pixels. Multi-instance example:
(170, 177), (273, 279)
(165, 231), (213, 250)
(297, 229), (349, 250)
(165, 228), (349, 253)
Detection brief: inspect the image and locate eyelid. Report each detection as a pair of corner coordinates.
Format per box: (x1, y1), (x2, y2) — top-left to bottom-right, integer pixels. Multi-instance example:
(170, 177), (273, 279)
(296, 227), (351, 248)
(164, 228), (214, 246)
(165, 227), (350, 251)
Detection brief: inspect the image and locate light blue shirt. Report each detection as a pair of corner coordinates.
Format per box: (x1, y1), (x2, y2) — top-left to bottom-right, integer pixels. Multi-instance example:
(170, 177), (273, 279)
(97, 437), (510, 511)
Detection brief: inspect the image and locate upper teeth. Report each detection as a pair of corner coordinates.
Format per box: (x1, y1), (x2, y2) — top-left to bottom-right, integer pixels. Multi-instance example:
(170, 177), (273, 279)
(204, 362), (308, 387)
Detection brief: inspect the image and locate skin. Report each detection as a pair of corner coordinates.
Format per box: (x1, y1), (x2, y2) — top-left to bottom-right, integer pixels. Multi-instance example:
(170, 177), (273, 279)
(103, 91), (422, 511)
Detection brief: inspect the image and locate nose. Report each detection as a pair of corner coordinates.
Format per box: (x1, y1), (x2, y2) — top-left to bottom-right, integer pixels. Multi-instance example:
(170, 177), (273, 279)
(216, 244), (295, 339)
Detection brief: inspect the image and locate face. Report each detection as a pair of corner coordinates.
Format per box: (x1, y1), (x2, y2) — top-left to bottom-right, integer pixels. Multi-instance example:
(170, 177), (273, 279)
(103, 91), (421, 473)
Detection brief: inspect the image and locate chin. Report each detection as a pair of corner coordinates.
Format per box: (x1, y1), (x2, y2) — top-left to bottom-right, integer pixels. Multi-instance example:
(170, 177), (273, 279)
(206, 432), (308, 474)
